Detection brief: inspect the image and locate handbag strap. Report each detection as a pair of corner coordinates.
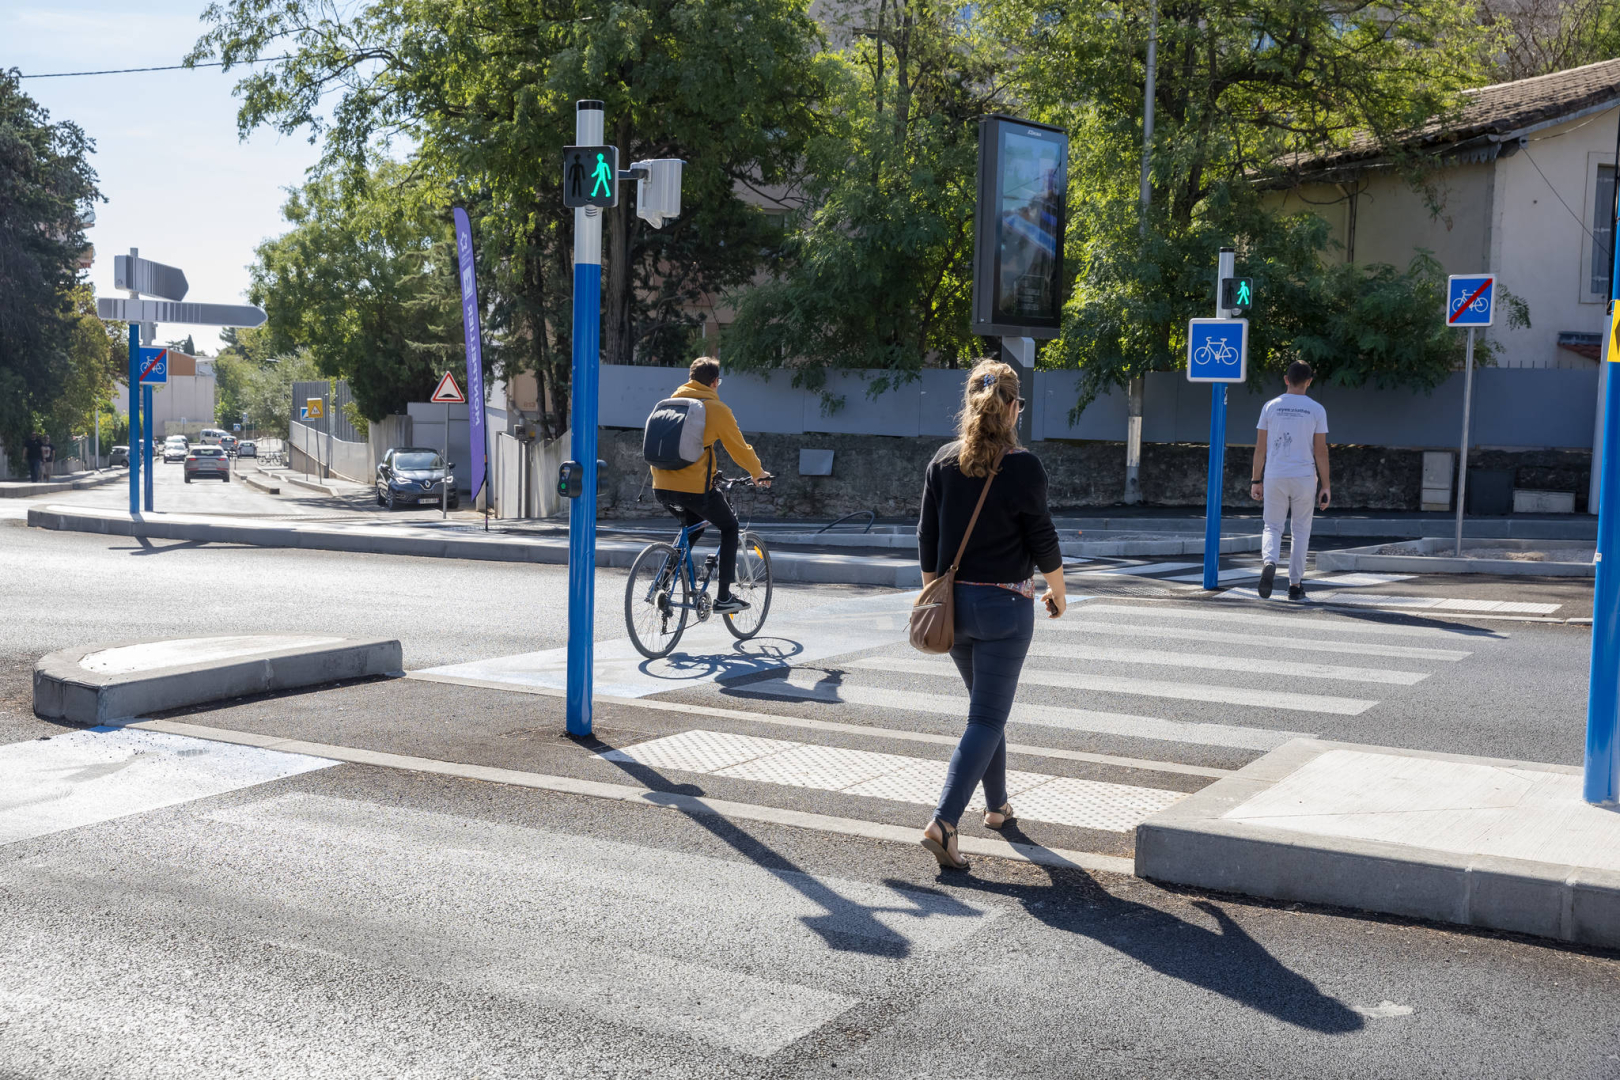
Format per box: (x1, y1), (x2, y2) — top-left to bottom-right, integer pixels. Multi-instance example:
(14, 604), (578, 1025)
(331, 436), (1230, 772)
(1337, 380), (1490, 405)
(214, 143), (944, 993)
(946, 448), (1007, 574)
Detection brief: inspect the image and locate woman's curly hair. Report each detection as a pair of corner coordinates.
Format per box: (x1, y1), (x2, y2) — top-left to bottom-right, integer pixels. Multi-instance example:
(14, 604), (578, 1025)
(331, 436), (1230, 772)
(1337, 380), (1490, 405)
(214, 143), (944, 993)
(954, 359), (1021, 478)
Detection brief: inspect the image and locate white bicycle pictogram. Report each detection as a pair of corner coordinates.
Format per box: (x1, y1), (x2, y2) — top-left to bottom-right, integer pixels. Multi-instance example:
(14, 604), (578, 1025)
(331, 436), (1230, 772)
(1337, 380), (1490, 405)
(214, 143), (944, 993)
(1451, 292), (1490, 315)
(1193, 337), (1240, 367)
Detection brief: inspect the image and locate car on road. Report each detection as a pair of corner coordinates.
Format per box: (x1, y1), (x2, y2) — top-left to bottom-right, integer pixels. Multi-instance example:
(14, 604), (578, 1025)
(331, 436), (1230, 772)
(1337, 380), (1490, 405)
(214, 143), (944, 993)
(162, 436), (189, 463)
(109, 445), (129, 467)
(238, 440), (257, 457)
(220, 434), (238, 455)
(184, 445), (231, 483)
(376, 447), (457, 510)
(198, 427), (227, 446)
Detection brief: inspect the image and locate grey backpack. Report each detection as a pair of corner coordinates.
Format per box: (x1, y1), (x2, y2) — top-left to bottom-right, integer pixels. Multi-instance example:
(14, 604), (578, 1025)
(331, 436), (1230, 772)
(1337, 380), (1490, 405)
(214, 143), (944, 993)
(643, 397), (708, 470)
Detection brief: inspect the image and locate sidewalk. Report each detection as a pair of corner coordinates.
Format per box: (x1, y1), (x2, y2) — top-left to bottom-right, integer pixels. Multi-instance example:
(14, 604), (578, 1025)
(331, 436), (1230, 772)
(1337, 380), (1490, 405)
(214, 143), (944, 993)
(0, 470), (125, 498)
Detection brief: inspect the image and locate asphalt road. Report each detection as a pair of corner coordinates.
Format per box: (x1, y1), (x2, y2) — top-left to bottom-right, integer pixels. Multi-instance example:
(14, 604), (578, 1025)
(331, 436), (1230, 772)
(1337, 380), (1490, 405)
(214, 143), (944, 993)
(2, 514), (1617, 1078)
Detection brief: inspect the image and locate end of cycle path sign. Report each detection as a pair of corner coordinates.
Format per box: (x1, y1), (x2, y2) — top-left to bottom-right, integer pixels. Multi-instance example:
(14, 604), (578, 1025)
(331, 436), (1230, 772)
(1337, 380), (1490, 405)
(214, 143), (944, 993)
(137, 347), (169, 386)
(1186, 318), (1248, 383)
(1447, 274), (1495, 327)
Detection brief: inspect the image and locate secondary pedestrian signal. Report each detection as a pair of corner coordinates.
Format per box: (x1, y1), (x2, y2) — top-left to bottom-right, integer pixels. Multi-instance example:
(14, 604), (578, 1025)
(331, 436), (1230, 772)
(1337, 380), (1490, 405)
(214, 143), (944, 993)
(431, 371), (466, 403)
(563, 145), (619, 209)
(1221, 277), (1253, 312)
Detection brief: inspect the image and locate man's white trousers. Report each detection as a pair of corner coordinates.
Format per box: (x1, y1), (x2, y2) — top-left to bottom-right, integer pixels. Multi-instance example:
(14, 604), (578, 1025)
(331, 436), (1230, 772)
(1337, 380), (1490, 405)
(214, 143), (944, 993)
(1261, 474), (1318, 585)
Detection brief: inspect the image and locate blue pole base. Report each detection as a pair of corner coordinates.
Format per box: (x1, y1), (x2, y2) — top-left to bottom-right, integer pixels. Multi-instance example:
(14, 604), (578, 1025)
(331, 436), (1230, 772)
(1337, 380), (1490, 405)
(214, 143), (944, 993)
(1584, 345), (1620, 803)
(1201, 385), (1228, 589)
(566, 261), (602, 737)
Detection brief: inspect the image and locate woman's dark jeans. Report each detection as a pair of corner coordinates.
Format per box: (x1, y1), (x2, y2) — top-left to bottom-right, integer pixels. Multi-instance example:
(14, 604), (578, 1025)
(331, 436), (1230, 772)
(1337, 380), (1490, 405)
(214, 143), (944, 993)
(932, 584), (1035, 826)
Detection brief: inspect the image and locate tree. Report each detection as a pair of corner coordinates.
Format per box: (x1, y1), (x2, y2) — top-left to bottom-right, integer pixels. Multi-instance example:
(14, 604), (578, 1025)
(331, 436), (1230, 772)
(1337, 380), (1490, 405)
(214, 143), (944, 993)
(191, 0), (834, 438)
(247, 164), (461, 421)
(1001, 0), (1503, 409)
(0, 69), (100, 463)
(1479, 0), (1620, 80)
(215, 327), (320, 436)
(163, 334), (196, 355)
(726, 0), (1007, 390)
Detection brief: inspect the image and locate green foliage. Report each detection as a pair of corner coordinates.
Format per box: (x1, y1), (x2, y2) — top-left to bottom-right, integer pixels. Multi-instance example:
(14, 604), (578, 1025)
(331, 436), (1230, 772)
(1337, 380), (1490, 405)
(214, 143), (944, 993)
(0, 69), (101, 461)
(727, 1), (1004, 387)
(248, 165), (462, 422)
(192, 0), (833, 438)
(214, 327), (321, 435)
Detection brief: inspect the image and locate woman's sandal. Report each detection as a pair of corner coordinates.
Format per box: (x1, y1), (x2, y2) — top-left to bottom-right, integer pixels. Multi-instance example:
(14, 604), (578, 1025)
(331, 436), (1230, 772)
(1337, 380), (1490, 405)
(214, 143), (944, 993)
(982, 802), (1016, 830)
(921, 817), (969, 871)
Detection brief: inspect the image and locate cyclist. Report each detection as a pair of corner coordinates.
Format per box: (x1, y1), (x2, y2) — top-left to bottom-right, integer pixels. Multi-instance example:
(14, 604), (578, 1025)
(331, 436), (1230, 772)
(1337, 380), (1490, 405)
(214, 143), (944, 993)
(649, 357), (773, 614)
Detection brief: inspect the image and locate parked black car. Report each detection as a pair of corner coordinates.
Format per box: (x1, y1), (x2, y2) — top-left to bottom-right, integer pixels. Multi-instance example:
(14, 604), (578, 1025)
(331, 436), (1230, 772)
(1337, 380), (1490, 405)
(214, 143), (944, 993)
(376, 447), (458, 510)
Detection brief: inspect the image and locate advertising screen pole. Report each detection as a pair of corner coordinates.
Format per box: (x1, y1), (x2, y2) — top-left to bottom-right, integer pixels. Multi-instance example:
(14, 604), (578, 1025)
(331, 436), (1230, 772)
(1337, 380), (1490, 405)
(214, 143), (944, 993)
(566, 99), (605, 738)
(1584, 192), (1620, 804)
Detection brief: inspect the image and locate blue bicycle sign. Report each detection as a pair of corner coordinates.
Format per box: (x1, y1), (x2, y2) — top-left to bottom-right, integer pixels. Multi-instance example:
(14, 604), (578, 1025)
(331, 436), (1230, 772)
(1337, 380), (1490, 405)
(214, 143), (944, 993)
(1186, 318), (1248, 383)
(1446, 274), (1495, 327)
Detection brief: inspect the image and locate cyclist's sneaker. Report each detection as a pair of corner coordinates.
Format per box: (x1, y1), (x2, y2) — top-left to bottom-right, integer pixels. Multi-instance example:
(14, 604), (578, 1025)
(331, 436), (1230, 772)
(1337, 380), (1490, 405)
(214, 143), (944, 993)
(713, 595), (751, 615)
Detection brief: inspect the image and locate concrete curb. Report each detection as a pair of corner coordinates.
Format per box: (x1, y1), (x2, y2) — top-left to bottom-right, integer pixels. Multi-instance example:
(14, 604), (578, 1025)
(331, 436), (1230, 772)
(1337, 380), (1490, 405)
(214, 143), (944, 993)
(34, 634), (403, 725)
(240, 472), (281, 495)
(0, 470), (126, 498)
(27, 504), (924, 588)
(1318, 537), (1595, 576)
(266, 472), (343, 496)
(1135, 738), (1620, 950)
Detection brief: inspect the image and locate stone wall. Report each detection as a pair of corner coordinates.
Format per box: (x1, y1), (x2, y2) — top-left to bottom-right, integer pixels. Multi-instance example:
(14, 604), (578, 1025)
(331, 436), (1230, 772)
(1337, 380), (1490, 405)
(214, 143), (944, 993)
(594, 427), (1591, 519)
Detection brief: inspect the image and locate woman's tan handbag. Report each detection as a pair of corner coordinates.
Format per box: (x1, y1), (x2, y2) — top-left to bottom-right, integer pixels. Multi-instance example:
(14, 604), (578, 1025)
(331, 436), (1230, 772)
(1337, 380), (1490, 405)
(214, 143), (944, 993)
(909, 451), (1003, 654)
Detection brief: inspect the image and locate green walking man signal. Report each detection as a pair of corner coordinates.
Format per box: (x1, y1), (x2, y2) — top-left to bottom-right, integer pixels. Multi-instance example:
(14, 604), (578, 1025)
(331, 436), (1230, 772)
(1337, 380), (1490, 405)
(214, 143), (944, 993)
(1221, 277), (1254, 312)
(563, 145), (619, 208)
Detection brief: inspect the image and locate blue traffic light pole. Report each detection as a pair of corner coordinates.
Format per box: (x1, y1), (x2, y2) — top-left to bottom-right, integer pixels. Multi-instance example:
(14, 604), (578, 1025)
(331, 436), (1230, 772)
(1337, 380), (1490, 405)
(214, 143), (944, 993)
(1201, 247), (1236, 589)
(1583, 196), (1620, 805)
(128, 324), (141, 514)
(566, 99), (606, 737)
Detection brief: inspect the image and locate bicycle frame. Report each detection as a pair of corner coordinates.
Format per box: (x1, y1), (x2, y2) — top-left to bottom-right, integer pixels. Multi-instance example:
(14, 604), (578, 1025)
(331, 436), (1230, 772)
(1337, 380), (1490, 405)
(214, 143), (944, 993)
(647, 521), (717, 611)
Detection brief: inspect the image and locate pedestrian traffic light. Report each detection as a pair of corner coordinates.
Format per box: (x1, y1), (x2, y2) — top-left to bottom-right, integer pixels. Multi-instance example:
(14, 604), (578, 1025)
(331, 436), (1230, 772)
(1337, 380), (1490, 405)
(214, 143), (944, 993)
(563, 145), (619, 208)
(1221, 277), (1254, 312)
(558, 460), (584, 498)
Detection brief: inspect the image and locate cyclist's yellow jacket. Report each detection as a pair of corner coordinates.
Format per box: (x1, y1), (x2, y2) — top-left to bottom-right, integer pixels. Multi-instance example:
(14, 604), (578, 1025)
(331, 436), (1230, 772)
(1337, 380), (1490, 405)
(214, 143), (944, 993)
(648, 380), (765, 494)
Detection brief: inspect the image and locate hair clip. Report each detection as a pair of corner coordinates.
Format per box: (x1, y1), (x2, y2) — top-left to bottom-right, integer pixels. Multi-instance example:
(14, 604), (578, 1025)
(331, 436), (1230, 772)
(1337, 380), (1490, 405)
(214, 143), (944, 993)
(982, 374), (995, 390)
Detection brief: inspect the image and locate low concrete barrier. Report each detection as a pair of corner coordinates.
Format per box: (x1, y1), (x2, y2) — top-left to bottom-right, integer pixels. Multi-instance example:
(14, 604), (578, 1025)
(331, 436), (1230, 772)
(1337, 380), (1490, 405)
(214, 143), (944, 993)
(34, 634), (403, 725)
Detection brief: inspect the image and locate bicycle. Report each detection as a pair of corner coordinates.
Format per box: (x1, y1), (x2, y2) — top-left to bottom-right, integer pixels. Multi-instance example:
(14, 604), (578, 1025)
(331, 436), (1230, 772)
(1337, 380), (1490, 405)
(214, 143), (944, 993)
(1194, 338), (1240, 367)
(624, 475), (774, 659)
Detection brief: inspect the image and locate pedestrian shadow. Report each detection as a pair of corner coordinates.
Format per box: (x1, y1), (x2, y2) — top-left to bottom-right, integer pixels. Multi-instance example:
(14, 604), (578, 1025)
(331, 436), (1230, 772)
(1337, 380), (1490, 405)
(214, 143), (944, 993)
(112, 538), (210, 556)
(937, 822), (1364, 1034)
(592, 742), (986, 959)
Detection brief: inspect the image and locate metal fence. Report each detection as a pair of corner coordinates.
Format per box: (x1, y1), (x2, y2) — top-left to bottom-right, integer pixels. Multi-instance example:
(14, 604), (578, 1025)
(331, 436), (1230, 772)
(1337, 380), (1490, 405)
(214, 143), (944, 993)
(291, 379), (359, 442)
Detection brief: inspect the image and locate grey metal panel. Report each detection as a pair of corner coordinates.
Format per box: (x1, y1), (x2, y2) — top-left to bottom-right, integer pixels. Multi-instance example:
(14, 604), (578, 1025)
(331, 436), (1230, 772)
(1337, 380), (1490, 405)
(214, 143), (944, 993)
(805, 372), (921, 437)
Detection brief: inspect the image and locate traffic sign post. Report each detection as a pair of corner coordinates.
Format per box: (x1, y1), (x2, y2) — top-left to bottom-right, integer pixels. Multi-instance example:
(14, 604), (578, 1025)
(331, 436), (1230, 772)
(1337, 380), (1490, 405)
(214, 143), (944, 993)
(127, 323), (140, 514)
(143, 384), (155, 511)
(431, 372), (465, 519)
(1190, 248), (1246, 588)
(1446, 274), (1496, 559)
(1585, 201), (1620, 804)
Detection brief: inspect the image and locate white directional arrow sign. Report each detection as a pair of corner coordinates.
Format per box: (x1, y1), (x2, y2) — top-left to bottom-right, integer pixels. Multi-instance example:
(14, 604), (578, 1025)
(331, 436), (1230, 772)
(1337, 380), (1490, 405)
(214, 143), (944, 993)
(96, 297), (266, 328)
(113, 255), (189, 301)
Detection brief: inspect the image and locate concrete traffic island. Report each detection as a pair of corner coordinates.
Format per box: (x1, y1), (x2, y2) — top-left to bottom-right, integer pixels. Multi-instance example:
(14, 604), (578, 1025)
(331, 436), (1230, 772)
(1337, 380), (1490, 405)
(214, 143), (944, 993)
(1135, 738), (1620, 949)
(34, 634), (403, 725)
(1318, 538), (1596, 576)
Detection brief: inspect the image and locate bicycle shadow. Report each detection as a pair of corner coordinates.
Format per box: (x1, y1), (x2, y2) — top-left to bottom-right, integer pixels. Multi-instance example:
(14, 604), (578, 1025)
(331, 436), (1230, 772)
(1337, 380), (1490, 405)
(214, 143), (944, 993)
(592, 745), (989, 959)
(634, 634), (805, 686)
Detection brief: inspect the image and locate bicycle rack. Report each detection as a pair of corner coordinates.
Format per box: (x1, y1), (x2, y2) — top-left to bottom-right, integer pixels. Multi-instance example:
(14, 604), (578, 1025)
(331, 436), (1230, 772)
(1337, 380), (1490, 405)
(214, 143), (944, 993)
(816, 510), (875, 534)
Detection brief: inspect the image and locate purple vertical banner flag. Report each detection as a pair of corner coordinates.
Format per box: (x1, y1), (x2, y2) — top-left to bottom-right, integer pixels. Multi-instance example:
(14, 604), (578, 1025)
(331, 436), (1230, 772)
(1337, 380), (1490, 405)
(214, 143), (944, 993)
(452, 207), (488, 504)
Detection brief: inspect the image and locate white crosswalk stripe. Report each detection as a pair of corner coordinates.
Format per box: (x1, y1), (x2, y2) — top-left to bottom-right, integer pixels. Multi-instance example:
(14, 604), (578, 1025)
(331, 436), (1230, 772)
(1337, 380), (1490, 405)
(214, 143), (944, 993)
(1074, 561), (1200, 577)
(1165, 567), (1263, 584)
(1041, 618), (1472, 661)
(1076, 603), (1505, 638)
(600, 729), (1185, 832)
(729, 672), (1311, 751)
(853, 657), (1379, 715)
(1021, 642), (1430, 685)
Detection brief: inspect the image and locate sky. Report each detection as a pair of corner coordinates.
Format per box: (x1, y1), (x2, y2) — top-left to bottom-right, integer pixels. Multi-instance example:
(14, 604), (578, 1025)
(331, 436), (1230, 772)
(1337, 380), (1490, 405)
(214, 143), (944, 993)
(6, 0), (325, 353)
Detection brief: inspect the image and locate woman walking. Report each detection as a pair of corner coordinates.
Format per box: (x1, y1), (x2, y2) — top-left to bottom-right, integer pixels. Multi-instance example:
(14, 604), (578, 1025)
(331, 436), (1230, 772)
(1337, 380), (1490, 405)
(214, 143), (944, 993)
(917, 359), (1065, 870)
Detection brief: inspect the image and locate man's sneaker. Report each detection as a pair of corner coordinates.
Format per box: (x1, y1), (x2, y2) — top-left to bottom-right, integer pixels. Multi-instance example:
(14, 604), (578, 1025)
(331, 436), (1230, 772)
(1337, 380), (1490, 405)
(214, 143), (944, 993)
(713, 595), (751, 615)
(1288, 583), (1306, 601)
(1257, 562), (1277, 599)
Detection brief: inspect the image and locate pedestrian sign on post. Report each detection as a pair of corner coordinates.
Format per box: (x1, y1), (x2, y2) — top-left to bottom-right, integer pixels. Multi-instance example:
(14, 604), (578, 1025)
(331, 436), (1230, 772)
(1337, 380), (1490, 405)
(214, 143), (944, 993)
(1447, 274), (1495, 327)
(137, 347), (169, 385)
(1220, 277), (1254, 313)
(1186, 319), (1248, 383)
(431, 371), (466, 403)
(562, 145), (619, 208)
(304, 398), (325, 420)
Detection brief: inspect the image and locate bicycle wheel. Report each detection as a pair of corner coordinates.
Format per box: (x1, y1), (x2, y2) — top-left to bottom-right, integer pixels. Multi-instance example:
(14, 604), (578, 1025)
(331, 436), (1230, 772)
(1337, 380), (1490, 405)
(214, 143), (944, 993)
(625, 542), (689, 659)
(724, 531), (773, 641)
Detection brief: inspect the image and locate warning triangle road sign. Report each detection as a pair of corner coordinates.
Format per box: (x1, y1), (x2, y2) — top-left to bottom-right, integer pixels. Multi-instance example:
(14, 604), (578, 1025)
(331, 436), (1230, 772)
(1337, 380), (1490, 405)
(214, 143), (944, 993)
(431, 371), (466, 403)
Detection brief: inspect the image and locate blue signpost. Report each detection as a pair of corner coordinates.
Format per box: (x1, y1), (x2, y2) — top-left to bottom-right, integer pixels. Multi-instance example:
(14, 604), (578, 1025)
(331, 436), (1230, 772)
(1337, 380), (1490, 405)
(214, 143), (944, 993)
(138, 347), (167, 513)
(1188, 248), (1247, 589)
(566, 100), (607, 737)
(127, 326), (140, 514)
(1445, 274), (1495, 565)
(1584, 206), (1620, 804)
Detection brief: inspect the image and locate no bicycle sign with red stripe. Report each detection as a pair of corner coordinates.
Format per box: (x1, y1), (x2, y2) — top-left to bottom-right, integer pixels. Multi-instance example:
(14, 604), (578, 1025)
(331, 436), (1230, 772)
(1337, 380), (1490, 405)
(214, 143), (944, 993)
(1446, 274), (1495, 328)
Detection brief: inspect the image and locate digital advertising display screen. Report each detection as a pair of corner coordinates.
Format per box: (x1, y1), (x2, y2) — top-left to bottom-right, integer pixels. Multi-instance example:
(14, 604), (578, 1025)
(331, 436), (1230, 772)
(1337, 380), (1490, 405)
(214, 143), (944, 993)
(971, 115), (1069, 339)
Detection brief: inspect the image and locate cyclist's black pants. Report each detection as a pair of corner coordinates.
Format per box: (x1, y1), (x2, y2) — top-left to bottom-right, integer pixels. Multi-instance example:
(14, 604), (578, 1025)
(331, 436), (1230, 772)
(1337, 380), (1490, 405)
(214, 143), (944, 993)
(654, 488), (740, 599)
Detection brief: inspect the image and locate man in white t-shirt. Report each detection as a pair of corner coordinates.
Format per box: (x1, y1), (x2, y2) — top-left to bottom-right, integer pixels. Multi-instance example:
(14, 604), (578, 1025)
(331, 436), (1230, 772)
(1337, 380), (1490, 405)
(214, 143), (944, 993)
(1250, 361), (1330, 600)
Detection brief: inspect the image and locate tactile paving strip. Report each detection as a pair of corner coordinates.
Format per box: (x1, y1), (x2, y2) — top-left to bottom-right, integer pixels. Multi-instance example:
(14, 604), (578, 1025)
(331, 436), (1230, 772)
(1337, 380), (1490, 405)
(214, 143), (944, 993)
(598, 730), (1184, 833)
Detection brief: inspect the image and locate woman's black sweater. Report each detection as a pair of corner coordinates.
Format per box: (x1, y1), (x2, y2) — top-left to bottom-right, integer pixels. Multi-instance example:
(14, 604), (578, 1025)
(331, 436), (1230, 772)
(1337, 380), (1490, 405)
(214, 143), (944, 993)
(917, 442), (1063, 583)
